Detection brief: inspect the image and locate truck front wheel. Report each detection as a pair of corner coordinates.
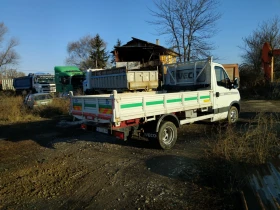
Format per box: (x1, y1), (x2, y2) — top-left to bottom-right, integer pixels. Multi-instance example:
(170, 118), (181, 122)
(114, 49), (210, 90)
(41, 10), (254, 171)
(158, 121), (177, 150)
(228, 106), (238, 124)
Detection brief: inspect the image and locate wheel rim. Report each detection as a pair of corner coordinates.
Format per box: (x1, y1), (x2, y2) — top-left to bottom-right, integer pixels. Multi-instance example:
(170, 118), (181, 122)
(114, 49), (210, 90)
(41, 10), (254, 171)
(230, 109), (237, 122)
(161, 126), (174, 145)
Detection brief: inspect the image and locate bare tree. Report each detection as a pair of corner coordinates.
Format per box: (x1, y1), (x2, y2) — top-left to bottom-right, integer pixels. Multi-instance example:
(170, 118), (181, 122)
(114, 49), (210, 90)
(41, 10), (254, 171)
(240, 16), (280, 72)
(0, 22), (20, 69)
(66, 35), (92, 69)
(0, 68), (25, 79)
(66, 34), (109, 70)
(149, 0), (221, 62)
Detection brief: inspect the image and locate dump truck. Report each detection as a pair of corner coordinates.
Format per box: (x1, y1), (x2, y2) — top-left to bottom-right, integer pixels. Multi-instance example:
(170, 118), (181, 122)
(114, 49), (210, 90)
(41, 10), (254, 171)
(13, 73), (56, 95)
(69, 57), (240, 149)
(83, 66), (158, 94)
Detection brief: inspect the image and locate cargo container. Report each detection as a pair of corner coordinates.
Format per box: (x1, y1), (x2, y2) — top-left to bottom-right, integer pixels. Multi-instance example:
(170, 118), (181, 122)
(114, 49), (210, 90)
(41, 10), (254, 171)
(83, 67), (158, 94)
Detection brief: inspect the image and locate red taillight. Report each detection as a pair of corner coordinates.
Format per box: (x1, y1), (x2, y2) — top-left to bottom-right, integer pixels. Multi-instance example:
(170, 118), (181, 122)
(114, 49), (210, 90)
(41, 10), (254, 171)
(113, 131), (124, 140)
(81, 124), (87, 130)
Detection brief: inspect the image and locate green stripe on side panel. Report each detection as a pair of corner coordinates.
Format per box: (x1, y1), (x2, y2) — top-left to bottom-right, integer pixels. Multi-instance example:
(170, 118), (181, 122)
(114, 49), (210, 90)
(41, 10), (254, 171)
(121, 103), (143, 109)
(167, 98), (181, 103)
(120, 95), (210, 109)
(200, 95), (210, 99)
(184, 97), (197, 101)
(85, 104), (96, 108)
(99, 104), (112, 109)
(146, 100), (164, 106)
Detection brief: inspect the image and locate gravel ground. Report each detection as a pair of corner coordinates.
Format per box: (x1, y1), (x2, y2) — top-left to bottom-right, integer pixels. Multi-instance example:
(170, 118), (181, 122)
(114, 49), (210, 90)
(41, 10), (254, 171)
(0, 100), (279, 210)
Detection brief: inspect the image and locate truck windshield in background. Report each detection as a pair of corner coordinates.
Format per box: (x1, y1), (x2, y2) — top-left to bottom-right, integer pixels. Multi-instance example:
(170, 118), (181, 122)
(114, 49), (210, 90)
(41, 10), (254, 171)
(35, 75), (55, 84)
(71, 75), (84, 89)
(54, 66), (84, 95)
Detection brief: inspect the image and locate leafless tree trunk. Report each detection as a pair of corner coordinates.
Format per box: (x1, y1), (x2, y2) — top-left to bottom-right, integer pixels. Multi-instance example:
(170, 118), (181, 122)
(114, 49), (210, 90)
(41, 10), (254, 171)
(0, 22), (20, 69)
(149, 0), (221, 62)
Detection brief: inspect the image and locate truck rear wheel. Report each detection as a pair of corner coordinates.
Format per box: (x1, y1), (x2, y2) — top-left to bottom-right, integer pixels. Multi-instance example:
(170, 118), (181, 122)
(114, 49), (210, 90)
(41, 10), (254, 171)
(157, 121), (177, 150)
(228, 106), (238, 124)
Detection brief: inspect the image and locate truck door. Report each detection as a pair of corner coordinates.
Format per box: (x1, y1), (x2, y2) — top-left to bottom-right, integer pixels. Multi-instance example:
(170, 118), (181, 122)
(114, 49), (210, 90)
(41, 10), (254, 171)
(212, 65), (239, 121)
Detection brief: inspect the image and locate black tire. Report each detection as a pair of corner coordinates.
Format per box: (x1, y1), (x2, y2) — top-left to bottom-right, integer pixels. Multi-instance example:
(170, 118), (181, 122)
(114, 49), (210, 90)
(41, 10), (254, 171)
(227, 106), (238, 124)
(157, 121), (177, 150)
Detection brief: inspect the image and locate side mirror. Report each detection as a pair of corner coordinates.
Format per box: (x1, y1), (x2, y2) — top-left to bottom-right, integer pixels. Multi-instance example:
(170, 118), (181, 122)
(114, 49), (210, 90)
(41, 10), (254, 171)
(233, 78), (239, 89)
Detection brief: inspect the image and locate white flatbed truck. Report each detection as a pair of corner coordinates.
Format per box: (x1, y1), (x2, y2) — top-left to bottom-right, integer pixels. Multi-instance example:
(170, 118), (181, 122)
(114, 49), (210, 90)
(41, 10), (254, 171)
(69, 57), (240, 149)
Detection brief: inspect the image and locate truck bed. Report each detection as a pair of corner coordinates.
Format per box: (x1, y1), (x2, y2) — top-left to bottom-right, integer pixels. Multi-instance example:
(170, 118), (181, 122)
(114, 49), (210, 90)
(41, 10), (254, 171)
(89, 68), (158, 91)
(70, 90), (213, 124)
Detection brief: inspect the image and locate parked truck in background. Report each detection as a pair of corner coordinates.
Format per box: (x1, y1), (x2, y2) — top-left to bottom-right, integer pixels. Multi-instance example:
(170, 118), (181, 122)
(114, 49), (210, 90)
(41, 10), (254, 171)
(54, 66), (84, 96)
(83, 65), (158, 94)
(0, 79), (15, 91)
(13, 73), (56, 95)
(69, 57), (240, 150)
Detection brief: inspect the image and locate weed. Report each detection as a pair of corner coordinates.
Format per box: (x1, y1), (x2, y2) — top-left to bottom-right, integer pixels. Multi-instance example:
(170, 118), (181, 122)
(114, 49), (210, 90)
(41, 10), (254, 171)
(197, 113), (280, 206)
(209, 113), (279, 165)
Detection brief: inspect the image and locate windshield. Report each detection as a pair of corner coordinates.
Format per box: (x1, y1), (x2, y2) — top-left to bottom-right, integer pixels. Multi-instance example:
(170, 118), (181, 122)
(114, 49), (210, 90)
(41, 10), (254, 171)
(34, 75), (55, 84)
(34, 94), (53, 100)
(71, 75), (84, 87)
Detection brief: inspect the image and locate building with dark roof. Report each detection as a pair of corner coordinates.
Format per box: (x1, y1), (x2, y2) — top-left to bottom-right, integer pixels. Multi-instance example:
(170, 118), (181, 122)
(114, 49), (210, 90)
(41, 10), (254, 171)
(112, 37), (179, 69)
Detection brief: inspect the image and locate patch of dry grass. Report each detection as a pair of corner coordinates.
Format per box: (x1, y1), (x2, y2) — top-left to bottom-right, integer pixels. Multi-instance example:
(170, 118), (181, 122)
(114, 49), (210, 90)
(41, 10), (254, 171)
(0, 95), (34, 124)
(33, 98), (70, 118)
(0, 95), (70, 125)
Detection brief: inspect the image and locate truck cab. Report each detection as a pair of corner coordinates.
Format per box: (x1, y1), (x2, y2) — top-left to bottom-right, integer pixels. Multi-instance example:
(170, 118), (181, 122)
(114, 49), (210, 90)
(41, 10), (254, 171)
(13, 73), (56, 95)
(163, 58), (240, 122)
(54, 66), (85, 96)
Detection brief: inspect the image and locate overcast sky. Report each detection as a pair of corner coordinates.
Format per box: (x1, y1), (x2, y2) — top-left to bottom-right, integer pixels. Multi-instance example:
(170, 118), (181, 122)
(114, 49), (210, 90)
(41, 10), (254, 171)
(1, 0), (280, 74)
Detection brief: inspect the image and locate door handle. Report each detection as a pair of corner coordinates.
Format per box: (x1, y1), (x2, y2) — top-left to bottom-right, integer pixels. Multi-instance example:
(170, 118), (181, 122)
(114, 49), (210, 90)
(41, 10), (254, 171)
(216, 92), (220, 97)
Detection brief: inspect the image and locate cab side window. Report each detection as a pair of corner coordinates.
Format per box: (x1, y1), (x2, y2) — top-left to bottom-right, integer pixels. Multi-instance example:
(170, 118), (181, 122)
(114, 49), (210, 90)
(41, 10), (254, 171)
(215, 66), (229, 88)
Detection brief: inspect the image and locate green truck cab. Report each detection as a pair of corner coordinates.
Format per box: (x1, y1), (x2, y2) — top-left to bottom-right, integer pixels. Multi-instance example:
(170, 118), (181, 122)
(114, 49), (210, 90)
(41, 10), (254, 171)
(54, 66), (84, 95)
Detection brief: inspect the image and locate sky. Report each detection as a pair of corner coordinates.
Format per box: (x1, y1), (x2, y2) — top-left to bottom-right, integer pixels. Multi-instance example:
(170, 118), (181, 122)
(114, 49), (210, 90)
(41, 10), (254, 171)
(1, 0), (280, 74)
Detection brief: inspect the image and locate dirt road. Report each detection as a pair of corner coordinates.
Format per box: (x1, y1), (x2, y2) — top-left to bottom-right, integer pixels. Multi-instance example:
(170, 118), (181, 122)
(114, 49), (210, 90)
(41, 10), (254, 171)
(0, 100), (279, 210)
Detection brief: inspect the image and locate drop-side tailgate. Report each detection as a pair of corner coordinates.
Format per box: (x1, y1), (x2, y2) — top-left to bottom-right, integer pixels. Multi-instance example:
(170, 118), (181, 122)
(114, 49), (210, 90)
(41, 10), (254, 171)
(70, 94), (113, 122)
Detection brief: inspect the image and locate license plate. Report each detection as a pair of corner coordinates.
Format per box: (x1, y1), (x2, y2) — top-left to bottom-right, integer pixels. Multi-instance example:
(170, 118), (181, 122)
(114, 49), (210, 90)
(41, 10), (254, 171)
(96, 127), (108, 134)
